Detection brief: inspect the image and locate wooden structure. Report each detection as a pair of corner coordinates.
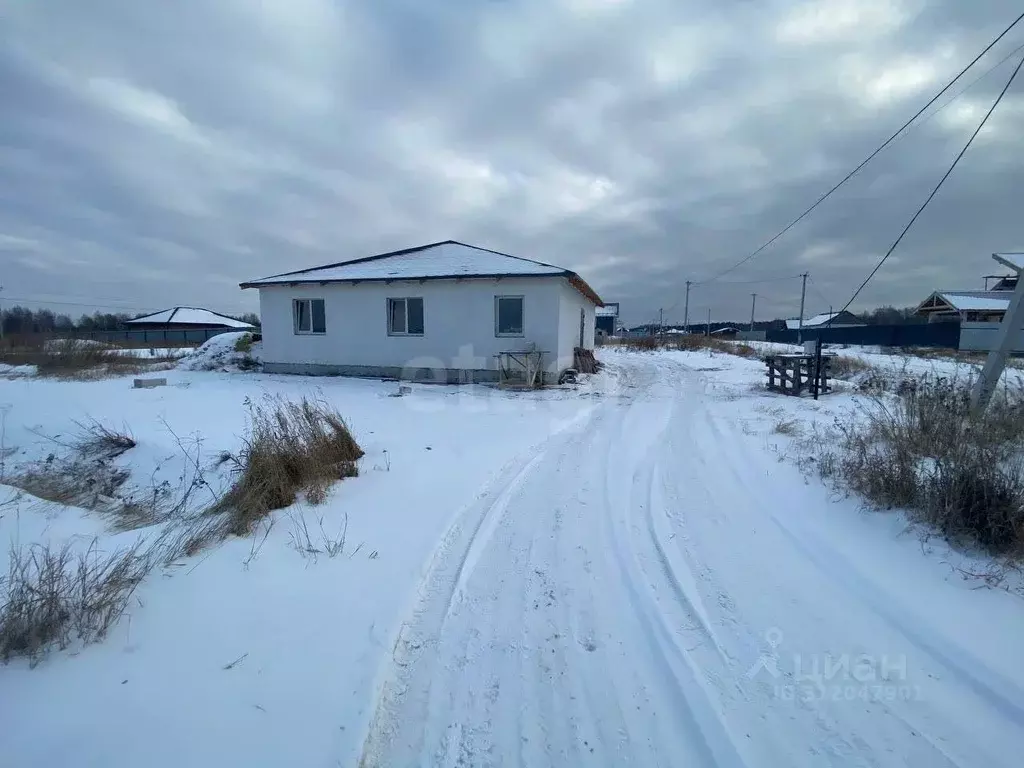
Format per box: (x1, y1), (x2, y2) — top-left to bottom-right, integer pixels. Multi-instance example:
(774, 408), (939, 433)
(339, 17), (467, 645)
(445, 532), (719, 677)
(495, 349), (548, 388)
(765, 352), (834, 397)
(573, 346), (600, 374)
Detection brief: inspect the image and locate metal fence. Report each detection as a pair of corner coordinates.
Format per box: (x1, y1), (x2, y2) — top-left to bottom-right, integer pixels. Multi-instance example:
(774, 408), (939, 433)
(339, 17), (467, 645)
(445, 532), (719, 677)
(64, 328), (238, 345)
(765, 322), (961, 349)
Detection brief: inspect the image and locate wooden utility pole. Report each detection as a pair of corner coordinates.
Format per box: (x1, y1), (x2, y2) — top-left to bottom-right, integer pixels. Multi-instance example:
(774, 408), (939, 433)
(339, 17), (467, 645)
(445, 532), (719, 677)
(706, 307), (711, 337)
(971, 253), (1024, 412)
(658, 307), (664, 341)
(683, 281), (691, 335)
(749, 293), (757, 332)
(797, 272), (809, 342)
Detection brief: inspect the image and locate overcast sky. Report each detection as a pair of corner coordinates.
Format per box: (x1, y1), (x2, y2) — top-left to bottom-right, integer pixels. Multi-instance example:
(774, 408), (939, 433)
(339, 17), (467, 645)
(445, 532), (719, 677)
(1, 0), (1022, 325)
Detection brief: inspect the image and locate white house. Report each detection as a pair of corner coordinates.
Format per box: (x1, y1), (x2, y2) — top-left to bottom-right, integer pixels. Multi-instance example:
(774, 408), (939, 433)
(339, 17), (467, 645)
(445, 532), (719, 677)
(240, 240), (603, 382)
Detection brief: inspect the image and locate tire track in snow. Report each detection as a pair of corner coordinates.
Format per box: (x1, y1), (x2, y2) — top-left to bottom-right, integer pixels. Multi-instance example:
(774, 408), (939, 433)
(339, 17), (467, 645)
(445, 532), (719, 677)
(359, 413), (595, 767)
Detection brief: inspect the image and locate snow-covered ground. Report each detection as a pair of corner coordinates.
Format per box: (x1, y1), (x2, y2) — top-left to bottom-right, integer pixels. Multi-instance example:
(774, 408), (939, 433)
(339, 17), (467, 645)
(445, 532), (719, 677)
(2, 347), (1023, 767)
(740, 339), (1024, 386)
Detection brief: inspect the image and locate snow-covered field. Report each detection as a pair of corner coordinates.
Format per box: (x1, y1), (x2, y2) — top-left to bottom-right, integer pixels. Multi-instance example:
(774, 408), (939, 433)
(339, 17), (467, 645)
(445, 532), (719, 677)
(741, 338), (1024, 386)
(1, 345), (1022, 767)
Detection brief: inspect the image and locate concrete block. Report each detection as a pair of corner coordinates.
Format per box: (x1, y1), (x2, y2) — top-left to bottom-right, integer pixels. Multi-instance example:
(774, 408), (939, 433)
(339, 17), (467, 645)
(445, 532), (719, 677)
(133, 377), (167, 389)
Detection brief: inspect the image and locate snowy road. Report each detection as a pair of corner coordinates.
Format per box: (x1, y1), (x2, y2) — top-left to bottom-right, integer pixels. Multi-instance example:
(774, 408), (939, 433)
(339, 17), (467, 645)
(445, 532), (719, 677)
(360, 355), (1024, 767)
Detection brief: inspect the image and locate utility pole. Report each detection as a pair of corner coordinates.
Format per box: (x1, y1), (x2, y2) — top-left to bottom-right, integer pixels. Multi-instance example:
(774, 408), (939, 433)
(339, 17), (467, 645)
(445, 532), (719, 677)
(971, 253), (1024, 412)
(706, 307), (711, 337)
(683, 280), (691, 335)
(658, 307), (664, 341)
(749, 293), (757, 332)
(0, 284), (4, 342)
(797, 272), (809, 343)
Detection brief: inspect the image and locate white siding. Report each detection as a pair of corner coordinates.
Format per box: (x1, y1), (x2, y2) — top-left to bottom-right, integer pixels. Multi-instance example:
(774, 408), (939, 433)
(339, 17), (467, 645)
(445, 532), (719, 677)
(555, 281), (596, 371)
(258, 277), (581, 375)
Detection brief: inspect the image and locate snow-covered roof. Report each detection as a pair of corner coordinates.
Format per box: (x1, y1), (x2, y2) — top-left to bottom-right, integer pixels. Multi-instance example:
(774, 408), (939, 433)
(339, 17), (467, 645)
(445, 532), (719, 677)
(596, 305), (619, 317)
(240, 240), (603, 305)
(784, 311), (860, 330)
(125, 307), (256, 329)
(927, 291), (1011, 313)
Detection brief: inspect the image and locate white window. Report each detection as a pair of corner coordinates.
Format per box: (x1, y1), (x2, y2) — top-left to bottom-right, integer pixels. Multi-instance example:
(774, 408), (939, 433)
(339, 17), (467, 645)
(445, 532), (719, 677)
(388, 297), (424, 335)
(495, 295), (524, 337)
(293, 298), (326, 334)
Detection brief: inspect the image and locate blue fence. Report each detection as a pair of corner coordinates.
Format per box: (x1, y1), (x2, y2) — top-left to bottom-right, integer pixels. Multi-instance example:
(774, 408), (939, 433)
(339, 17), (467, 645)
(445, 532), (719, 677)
(765, 322), (961, 349)
(68, 328), (239, 345)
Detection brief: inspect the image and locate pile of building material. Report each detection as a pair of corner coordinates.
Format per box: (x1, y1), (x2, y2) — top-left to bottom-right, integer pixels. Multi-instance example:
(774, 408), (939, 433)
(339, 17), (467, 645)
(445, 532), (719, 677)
(573, 347), (600, 374)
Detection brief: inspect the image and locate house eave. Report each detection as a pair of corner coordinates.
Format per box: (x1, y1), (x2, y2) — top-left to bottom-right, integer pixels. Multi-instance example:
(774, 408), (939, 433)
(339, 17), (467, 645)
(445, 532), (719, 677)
(241, 271), (604, 305)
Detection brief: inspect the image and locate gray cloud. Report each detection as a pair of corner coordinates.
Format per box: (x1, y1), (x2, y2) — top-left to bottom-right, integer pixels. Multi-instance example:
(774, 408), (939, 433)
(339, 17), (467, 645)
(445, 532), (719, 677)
(1, 0), (1022, 324)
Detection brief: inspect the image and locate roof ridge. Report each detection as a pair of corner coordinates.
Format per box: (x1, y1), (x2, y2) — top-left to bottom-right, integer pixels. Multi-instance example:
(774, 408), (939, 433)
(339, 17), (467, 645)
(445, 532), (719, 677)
(247, 240), (461, 282)
(443, 240), (569, 271)
(245, 240), (571, 284)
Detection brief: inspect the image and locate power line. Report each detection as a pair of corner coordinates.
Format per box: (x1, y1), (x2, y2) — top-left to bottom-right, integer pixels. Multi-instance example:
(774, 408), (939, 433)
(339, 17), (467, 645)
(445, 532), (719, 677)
(0, 296), (161, 312)
(697, 9), (1024, 284)
(807, 275), (832, 311)
(831, 52), (1024, 322)
(695, 274), (804, 286)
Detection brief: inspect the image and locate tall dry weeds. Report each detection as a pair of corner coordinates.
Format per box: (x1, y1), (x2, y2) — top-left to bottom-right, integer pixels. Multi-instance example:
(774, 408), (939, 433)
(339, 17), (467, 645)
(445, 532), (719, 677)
(215, 395), (363, 535)
(816, 377), (1024, 555)
(1, 539), (150, 665)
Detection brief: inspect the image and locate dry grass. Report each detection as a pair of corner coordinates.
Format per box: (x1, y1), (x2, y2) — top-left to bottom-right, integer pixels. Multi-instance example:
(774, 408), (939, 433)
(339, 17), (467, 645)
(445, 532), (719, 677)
(0, 337), (180, 379)
(73, 419), (136, 458)
(773, 418), (801, 436)
(621, 334), (760, 359)
(829, 355), (873, 381)
(233, 333), (254, 354)
(214, 395), (363, 536)
(814, 378), (1024, 556)
(0, 539), (150, 665)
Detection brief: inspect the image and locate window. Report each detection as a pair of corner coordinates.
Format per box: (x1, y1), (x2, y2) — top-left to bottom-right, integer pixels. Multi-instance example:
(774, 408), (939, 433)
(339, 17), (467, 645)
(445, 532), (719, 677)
(495, 295), (524, 336)
(387, 297), (424, 335)
(293, 298), (326, 334)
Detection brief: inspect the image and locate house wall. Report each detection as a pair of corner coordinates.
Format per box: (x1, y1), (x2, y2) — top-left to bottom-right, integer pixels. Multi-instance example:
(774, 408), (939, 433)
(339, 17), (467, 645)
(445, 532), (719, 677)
(555, 280), (596, 371)
(258, 277), (592, 380)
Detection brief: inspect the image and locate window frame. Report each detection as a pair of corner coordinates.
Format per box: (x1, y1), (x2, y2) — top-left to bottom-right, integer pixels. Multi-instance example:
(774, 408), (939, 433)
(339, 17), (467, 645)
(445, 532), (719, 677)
(293, 298), (326, 335)
(494, 295), (525, 338)
(387, 297), (425, 336)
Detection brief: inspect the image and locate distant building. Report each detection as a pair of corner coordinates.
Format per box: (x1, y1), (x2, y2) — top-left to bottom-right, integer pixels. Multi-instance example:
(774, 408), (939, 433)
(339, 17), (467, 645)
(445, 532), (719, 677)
(710, 326), (740, 339)
(124, 307), (257, 331)
(784, 310), (863, 330)
(595, 302), (620, 337)
(916, 291), (1012, 323)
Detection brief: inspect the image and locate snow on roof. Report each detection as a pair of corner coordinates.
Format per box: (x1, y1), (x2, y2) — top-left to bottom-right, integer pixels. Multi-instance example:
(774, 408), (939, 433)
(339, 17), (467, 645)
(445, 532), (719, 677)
(241, 240), (604, 305)
(932, 291), (1011, 312)
(595, 306), (619, 317)
(784, 311), (861, 330)
(125, 307), (256, 329)
(242, 241), (570, 286)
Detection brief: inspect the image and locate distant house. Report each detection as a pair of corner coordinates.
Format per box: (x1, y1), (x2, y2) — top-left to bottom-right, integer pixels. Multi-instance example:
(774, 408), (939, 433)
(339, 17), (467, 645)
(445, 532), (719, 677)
(916, 291), (1012, 323)
(784, 310), (863, 330)
(240, 240), (603, 382)
(124, 307), (256, 331)
(595, 303), (620, 337)
(710, 326), (740, 339)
